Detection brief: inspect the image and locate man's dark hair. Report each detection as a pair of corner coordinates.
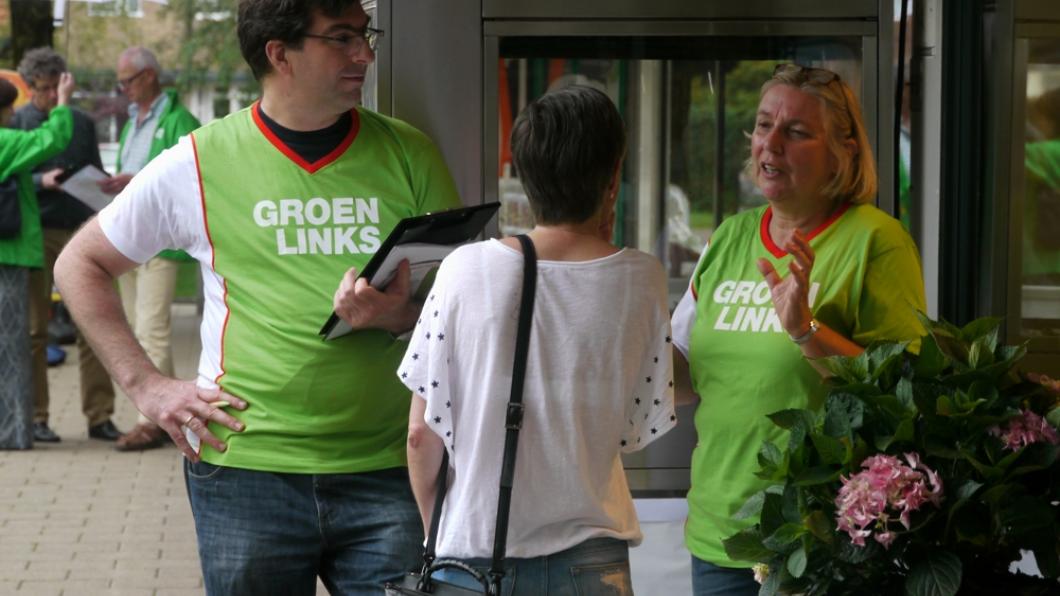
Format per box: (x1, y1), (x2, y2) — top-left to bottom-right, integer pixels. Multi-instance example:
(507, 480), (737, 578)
(238, 0), (360, 80)
(510, 85), (626, 225)
(0, 78), (18, 110)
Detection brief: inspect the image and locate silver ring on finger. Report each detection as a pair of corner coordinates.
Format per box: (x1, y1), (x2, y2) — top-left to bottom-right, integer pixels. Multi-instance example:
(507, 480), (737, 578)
(183, 413), (196, 427)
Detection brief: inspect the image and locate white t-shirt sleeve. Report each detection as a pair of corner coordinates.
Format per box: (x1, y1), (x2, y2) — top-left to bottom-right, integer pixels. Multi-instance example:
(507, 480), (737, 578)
(622, 294), (677, 453)
(397, 269), (455, 450)
(671, 241), (710, 358)
(96, 135), (205, 263)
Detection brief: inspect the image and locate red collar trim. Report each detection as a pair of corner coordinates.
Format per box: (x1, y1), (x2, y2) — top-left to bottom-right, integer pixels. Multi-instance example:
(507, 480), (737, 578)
(760, 202), (852, 258)
(251, 101), (360, 174)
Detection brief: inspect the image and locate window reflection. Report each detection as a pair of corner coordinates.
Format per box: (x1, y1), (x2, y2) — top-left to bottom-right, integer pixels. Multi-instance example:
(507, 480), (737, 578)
(1021, 40), (1060, 337)
(496, 39), (862, 307)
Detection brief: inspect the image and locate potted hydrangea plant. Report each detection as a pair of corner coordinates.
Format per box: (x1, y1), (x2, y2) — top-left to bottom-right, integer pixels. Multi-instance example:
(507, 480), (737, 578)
(721, 315), (1060, 595)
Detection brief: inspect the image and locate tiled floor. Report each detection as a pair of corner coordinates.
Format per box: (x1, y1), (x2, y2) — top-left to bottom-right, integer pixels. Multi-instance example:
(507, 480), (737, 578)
(0, 304), (330, 595)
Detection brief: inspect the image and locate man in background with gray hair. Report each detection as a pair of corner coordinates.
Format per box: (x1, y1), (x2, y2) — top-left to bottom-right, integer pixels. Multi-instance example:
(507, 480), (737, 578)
(98, 46), (200, 451)
(11, 47), (121, 444)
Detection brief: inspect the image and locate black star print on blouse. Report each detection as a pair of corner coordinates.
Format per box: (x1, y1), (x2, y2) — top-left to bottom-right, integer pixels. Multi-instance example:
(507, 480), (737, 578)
(431, 380), (439, 388)
(651, 428), (658, 434)
(670, 415), (677, 422)
(654, 399), (661, 406)
(418, 386), (425, 393)
(434, 310), (439, 317)
(665, 336), (672, 343)
(634, 398), (641, 405)
(433, 416), (441, 423)
(446, 431), (451, 437)
(620, 440), (627, 447)
(446, 401), (451, 408)
(654, 357), (659, 363)
(401, 372), (408, 379)
(646, 376), (652, 383)
(426, 332), (431, 339)
(412, 353), (419, 360)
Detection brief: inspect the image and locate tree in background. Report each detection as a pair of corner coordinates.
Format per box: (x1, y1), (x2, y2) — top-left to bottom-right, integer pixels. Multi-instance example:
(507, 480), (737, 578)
(163, 0), (251, 95)
(8, 0), (54, 66)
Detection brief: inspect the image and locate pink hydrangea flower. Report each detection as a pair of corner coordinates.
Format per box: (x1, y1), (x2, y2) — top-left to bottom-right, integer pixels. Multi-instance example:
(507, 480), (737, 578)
(835, 452), (943, 548)
(989, 409), (1060, 451)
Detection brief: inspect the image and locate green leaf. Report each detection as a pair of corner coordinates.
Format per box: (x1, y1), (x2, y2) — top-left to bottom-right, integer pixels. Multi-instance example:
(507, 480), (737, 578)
(786, 547), (807, 578)
(804, 510), (834, 544)
(1008, 443), (1060, 477)
(762, 523), (805, 553)
(913, 333), (949, 378)
(896, 377), (916, 411)
(767, 409), (813, 430)
(904, 550), (962, 596)
(759, 492), (786, 536)
(824, 393), (864, 438)
(936, 395), (955, 416)
(811, 433), (848, 465)
(722, 527), (772, 562)
(836, 535), (881, 564)
(781, 485), (800, 524)
(877, 418), (917, 451)
(959, 316), (1001, 346)
(733, 491), (767, 521)
(757, 442), (783, 477)
(818, 354), (870, 384)
(956, 479), (983, 500)
(1046, 406), (1060, 429)
(792, 466), (841, 487)
(999, 496), (1056, 535)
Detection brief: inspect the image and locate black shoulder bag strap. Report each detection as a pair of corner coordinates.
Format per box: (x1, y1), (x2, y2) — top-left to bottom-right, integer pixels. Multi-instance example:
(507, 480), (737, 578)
(418, 234), (537, 594)
(488, 233), (537, 586)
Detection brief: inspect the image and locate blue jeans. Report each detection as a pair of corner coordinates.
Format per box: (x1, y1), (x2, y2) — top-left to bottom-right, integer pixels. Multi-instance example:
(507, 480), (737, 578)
(432, 537), (632, 596)
(184, 461), (422, 595)
(691, 556), (759, 596)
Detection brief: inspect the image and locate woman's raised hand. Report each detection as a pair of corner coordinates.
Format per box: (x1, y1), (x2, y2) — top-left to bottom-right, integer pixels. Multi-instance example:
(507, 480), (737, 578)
(756, 230), (815, 339)
(57, 72), (75, 107)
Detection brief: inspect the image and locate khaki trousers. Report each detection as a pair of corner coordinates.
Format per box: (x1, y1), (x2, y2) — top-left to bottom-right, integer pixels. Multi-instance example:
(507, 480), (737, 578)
(29, 227), (116, 427)
(118, 257), (179, 425)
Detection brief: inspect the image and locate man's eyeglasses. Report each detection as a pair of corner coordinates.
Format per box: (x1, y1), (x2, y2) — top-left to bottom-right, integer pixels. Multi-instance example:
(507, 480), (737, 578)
(117, 69), (147, 90)
(303, 27), (384, 54)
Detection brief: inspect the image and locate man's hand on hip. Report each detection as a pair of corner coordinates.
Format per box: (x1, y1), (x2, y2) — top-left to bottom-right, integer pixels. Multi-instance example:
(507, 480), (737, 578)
(130, 374), (248, 462)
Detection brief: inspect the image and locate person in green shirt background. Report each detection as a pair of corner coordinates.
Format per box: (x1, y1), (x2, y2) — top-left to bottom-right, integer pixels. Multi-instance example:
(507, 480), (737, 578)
(670, 64), (927, 595)
(0, 72), (75, 449)
(97, 46), (201, 452)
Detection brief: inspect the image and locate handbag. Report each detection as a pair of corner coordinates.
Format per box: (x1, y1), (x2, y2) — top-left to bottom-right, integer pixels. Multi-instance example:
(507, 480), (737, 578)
(385, 234), (538, 596)
(0, 175), (21, 239)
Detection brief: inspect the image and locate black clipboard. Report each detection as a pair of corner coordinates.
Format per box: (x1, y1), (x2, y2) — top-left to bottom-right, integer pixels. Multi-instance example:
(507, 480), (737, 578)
(319, 201), (501, 340)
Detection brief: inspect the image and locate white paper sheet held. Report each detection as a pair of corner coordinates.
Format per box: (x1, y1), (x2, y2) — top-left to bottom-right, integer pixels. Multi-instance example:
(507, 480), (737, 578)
(59, 165), (114, 212)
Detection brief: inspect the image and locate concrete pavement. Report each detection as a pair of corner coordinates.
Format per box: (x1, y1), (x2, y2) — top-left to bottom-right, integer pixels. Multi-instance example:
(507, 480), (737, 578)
(0, 304), (331, 595)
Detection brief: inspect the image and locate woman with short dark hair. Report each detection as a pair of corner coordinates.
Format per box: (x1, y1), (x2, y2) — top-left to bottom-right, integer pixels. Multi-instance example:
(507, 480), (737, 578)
(0, 73), (75, 449)
(401, 85), (676, 594)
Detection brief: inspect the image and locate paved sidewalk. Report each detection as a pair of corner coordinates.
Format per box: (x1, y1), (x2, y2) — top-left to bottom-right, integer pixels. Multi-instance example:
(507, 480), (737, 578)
(0, 305), (331, 595)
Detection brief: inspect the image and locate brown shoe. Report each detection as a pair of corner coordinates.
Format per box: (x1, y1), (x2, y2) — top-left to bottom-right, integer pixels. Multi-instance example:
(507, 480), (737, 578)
(115, 422), (169, 452)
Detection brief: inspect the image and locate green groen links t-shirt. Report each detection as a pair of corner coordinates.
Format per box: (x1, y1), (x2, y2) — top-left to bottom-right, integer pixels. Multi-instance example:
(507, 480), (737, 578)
(98, 103), (461, 473)
(683, 202), (926, 567)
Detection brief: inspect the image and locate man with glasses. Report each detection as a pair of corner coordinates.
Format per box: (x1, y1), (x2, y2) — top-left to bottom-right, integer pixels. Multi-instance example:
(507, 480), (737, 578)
(10, 47), (122, 444)
(100, 46), (200, 453)
(56, 0), (460, 593)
